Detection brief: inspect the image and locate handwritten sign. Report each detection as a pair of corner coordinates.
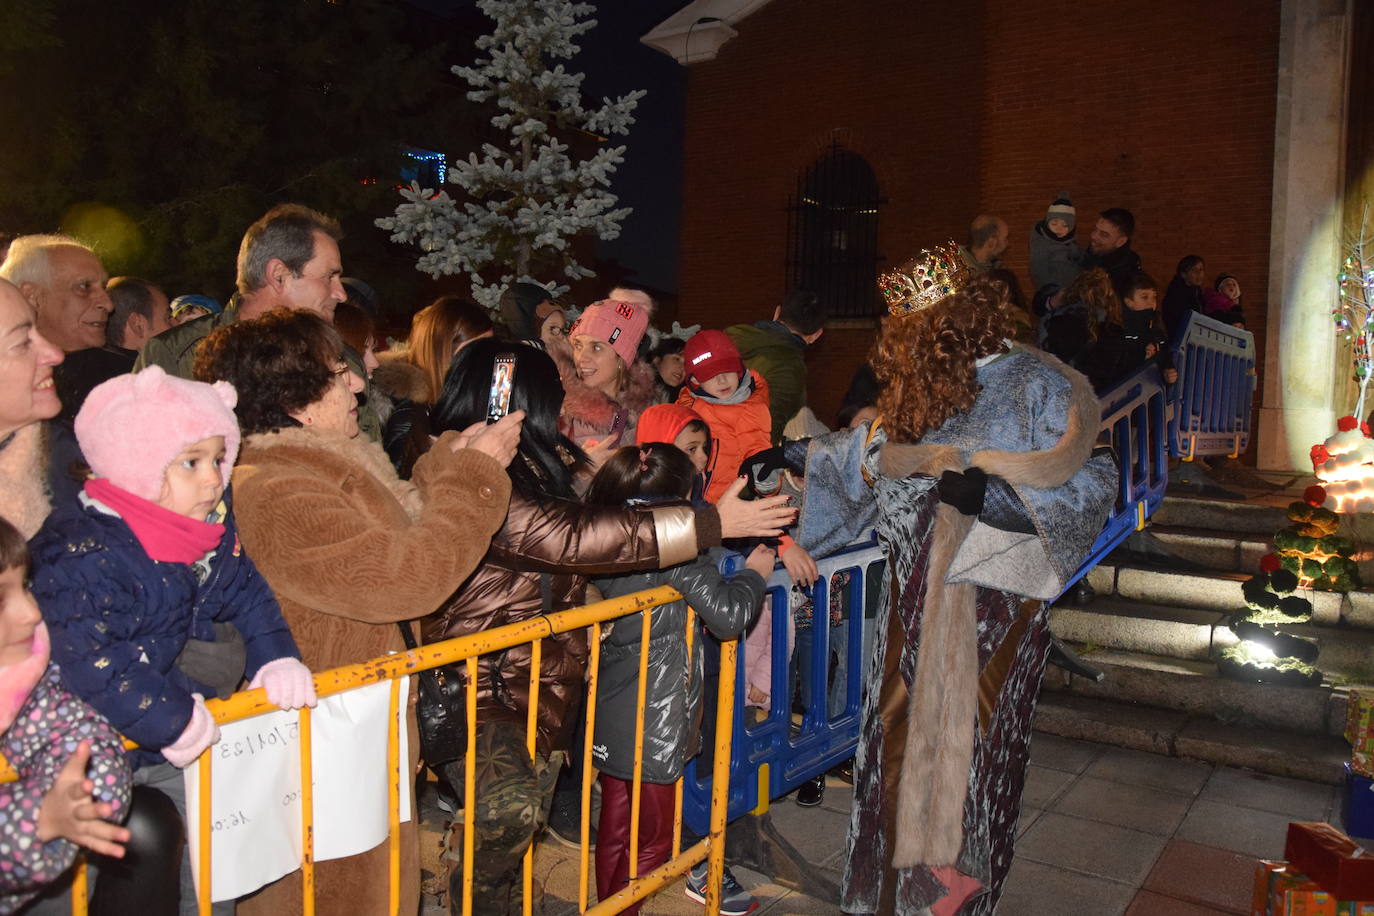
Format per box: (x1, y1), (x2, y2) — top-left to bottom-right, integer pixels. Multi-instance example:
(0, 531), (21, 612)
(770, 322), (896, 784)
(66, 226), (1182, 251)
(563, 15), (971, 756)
(184, 678), (412, 902)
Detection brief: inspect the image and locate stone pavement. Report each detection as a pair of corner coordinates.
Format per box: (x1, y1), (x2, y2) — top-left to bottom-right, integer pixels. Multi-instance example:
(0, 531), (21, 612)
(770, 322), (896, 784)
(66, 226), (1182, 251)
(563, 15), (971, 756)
(423, 732), (1359, 914)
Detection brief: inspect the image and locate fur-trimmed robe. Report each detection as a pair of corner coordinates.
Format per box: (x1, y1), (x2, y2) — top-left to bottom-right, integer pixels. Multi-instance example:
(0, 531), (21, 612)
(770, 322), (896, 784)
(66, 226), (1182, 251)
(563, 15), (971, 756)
(840, 346), (1116, 916)
(232, 426), (512, 916)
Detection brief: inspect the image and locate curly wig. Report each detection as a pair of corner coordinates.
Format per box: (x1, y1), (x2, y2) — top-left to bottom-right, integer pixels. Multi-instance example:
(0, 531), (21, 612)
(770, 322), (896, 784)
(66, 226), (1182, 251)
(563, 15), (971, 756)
(872, 274), (1013, 444)
(193, 308), (343, 435)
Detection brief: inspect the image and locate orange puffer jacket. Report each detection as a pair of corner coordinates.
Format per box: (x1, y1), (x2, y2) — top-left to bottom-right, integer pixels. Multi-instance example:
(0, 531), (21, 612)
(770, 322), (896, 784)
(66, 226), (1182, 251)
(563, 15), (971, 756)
(677, 370), (773, 504)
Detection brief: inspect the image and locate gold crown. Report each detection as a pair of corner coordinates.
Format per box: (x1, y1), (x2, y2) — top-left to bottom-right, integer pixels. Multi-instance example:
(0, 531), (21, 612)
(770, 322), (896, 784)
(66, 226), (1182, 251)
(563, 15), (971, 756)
(878, 241), (973, 315)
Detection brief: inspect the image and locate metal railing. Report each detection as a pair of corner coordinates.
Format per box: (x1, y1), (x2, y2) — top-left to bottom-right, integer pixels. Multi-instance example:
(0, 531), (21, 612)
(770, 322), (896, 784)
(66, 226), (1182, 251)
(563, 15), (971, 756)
(7, 588), (741, 916)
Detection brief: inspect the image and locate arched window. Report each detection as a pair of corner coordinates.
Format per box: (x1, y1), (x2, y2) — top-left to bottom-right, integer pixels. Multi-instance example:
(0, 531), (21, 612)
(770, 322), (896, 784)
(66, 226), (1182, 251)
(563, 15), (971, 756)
(786, 143), (884, 318)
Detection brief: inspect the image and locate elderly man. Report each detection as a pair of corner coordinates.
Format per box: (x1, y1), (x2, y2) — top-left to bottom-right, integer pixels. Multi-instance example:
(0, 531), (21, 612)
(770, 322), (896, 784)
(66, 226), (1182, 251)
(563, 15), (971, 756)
(0, 234), (112, 353)
(0, 236), (122, 422)
(958, 215), (1009, 274)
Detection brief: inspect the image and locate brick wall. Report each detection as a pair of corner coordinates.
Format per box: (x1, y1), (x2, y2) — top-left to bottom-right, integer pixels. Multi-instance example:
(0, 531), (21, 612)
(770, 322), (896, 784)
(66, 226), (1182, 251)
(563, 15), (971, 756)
(676, 0), (1281, 432)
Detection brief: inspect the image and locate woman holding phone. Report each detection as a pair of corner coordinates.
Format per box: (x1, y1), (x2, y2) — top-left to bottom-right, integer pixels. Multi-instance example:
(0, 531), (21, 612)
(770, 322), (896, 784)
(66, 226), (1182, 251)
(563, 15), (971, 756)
(192, 309), (523, 916)
(424, 338), (797, 916)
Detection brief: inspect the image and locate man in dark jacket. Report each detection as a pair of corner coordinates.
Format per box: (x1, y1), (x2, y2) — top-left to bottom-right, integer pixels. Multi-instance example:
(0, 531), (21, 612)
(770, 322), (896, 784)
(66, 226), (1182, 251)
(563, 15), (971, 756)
(1086, 207), (1144, 299)
(135, 204), (381, 440)
(726, 289), (829, 444)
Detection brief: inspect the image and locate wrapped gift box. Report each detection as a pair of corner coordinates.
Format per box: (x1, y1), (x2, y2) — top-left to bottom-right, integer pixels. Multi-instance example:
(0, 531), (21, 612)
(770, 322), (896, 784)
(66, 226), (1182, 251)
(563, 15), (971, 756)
(1349, 690), (1374, 777)
(1254, 860), (1374, 916)
(1286, 823), (1374, 902)
(1348, 765), (1374, 840)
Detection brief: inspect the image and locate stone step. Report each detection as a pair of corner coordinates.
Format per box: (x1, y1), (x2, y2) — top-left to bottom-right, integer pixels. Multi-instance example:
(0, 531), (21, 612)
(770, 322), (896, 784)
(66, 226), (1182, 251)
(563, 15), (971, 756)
(1154, 494), (1293, 536)
(1081, 562), (1374, 629)
(1044, 644), (1352, 737)
(1145, 524), (1272, 574)
(1033, 691), (1351, 784)
(1050, 595), (1374, 681)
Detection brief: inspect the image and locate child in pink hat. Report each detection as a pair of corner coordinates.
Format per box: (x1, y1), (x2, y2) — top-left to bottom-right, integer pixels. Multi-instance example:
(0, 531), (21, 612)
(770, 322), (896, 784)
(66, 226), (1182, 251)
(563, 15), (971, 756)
(27, 367), (317, 904)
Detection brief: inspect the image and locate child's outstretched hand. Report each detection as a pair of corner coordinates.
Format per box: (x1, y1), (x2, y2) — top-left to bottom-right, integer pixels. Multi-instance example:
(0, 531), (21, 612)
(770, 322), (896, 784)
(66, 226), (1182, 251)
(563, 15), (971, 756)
(744, 544), (776, 579)
(780, 543), (819, 588)
(249, 657), (318, 710)
(37, 740), (131, 858)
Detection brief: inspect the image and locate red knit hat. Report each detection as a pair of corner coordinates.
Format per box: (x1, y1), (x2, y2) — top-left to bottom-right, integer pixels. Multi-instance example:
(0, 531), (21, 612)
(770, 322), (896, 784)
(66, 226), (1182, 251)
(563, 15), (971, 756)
(683, 329), (744, 384)
(636, 403), (706, 446)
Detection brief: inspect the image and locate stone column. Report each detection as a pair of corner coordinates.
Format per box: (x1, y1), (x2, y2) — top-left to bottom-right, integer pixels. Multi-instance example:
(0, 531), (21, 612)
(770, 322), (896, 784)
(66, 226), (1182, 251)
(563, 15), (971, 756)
(1258, 0), (1352, 471)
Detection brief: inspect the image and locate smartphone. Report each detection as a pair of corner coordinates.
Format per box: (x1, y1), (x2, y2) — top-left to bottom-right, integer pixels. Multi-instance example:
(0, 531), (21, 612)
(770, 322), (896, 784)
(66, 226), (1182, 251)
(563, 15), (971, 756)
(605, 410), (628, 448)
(486, 353), (516, 423)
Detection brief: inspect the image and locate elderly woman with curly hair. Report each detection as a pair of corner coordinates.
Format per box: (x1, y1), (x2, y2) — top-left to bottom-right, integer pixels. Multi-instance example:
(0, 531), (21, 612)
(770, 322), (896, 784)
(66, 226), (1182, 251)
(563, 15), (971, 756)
(804, 245), (1116, 915)
(193, 309), (522, 916)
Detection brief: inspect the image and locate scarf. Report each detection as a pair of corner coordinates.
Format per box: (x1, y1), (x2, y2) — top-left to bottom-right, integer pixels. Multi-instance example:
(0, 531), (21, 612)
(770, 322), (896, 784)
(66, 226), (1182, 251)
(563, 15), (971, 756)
(0, 423), (52, 538)
(0, 621), (50, 736)
(83, 477), (224, 563)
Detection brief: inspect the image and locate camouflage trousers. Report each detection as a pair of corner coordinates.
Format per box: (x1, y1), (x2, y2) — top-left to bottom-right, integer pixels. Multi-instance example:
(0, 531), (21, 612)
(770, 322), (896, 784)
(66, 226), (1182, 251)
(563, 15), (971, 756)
(439, 722), (564, 916)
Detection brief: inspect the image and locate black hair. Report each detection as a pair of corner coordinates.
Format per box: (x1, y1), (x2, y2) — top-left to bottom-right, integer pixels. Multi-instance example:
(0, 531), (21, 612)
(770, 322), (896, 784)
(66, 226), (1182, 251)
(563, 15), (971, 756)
(779, 289), (828, 336)
(1121, 271), (1158, 299)
(648, 336), (685, 361)
(583, 443), (696, 507)
(0, 515), (30, 575)
(431, 338), (586, 500)
(1099, 207), (1136, 240)
(105, 277), (161, 347)
(1176, 254), (1204, 277)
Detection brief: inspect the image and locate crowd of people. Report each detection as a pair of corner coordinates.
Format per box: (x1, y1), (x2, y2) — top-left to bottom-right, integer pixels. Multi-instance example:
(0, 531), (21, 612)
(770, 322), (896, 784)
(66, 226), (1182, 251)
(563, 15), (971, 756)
(0, 193), (1224, 916)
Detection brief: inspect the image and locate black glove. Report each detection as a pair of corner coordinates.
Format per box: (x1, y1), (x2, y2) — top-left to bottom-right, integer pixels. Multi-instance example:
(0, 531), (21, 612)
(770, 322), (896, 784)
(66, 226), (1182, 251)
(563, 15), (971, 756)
(937, 467), (988, 517)
(743, 446), (789, 481)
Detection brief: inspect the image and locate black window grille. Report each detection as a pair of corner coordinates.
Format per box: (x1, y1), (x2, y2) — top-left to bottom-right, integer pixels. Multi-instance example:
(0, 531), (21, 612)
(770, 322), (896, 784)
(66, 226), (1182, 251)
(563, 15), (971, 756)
(786, 142), (884, 319)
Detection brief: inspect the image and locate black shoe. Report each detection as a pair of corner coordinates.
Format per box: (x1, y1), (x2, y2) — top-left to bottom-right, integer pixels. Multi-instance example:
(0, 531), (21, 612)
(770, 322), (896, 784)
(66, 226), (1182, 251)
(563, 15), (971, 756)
(829, 758), (854, 784)
(796, 774), (825, 807)
(546, 792), (596, 849)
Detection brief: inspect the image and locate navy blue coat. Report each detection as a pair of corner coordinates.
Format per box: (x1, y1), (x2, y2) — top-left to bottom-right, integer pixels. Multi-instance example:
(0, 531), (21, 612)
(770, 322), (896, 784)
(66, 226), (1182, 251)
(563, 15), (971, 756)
(29, 490), (299, 765)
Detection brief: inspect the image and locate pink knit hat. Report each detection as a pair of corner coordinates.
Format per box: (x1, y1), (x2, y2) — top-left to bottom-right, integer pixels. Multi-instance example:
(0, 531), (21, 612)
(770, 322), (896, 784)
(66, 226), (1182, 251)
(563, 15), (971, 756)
(75, 366), (241, 501)
(571, 299), (649, 367)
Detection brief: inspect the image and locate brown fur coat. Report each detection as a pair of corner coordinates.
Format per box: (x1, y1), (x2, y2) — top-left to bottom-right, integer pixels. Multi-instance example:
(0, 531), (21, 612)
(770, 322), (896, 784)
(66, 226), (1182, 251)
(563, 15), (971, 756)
(232, 427), (511, 916)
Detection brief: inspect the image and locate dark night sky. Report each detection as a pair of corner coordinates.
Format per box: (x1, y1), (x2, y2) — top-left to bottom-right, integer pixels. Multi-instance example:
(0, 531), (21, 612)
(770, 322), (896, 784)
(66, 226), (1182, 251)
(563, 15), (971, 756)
(408, 0), (694, 295)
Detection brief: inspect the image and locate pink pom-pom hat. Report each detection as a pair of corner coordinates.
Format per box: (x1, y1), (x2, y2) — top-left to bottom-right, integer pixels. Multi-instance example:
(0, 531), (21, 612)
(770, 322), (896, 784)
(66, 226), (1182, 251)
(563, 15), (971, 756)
(74, 366), (241, 501)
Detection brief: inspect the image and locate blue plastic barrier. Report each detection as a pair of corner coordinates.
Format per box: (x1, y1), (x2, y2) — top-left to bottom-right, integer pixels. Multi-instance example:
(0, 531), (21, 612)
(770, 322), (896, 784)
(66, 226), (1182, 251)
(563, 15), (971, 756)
(680, 536), (884, 835)
(1169, 310), (1257, 460)
(1055, 363), (1170, 597)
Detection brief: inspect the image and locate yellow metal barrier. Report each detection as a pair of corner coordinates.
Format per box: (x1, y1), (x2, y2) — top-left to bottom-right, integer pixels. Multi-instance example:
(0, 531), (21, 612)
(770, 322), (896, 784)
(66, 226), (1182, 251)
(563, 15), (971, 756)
(7, 584), (737, 916)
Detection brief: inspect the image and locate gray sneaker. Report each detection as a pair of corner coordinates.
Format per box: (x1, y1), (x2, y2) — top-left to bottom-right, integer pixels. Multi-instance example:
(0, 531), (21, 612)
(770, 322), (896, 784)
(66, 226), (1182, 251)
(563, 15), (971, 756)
(684, 861), (759, 915)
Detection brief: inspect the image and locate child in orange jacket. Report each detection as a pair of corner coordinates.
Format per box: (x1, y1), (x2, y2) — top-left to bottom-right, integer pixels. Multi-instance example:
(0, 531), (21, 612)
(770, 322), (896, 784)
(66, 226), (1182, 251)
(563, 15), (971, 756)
(676, 330), (817, 715)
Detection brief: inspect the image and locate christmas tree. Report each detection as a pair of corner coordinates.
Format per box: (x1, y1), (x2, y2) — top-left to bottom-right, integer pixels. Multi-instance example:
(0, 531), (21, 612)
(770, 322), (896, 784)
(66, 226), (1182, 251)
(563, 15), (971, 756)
(377, 0), (645, 308)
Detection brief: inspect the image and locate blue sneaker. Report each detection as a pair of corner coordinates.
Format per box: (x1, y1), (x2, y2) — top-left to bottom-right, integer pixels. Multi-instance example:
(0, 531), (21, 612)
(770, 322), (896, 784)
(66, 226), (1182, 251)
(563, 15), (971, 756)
(684, 861), (759, 915)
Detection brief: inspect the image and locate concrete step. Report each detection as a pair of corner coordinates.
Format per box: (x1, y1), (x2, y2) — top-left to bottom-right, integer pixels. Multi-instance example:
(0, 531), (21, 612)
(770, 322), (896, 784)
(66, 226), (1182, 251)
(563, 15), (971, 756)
(1050, 595), (1374, 681)
(1044, 644), (1351, 737)
(1033, 691), (1350, 785)
(1145, 524), (1271, 574)
(1153, 494), (1293, 536)
(1081, 561), (1374, 629)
